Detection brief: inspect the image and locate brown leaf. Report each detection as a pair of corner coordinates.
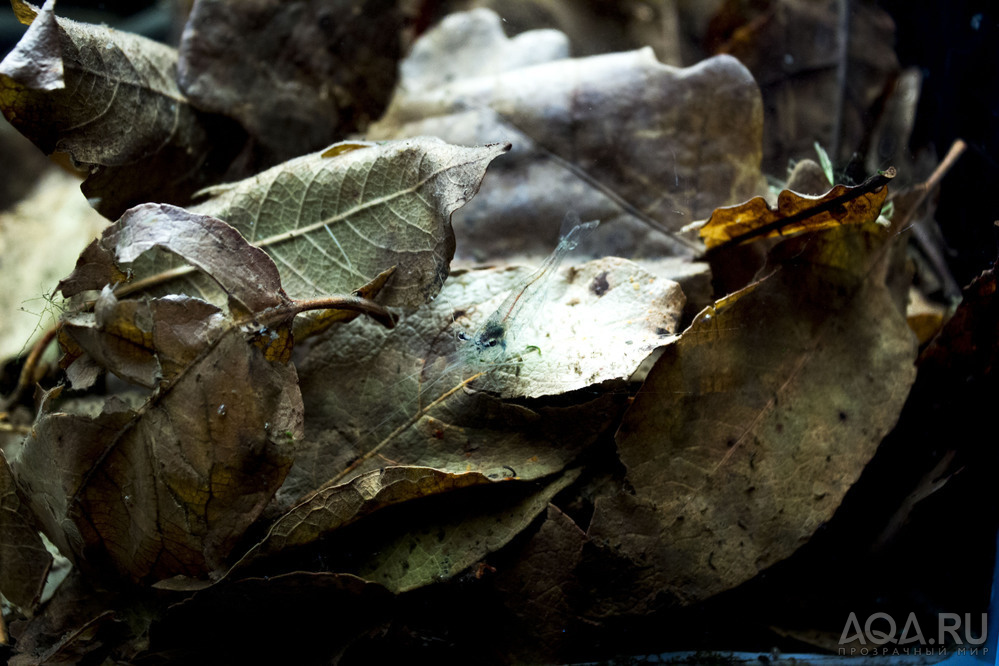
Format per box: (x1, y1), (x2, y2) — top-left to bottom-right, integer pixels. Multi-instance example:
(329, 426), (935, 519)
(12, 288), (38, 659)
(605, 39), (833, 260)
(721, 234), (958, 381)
(263, 468), (580, 594)
(5, 568), (124, 665)
(11, 398), (132, 567)
(18, 204), (311, 581)
(177, 0), (405, 166)
(717, 0), (899, 170)
(0, 0), (243, 219)
(62, 288), (224, 388)
(493, 503), (587, 660)
(587, 224), (917, 611)
(698, 168), (895, 251)
(60, 203), (288, 317)
(230, 467), (500, 576)
(369, 9), (767, 260)
(279, 255), (681, 505)
(15, 333), (304, 583)
(0, 450), (52, 611)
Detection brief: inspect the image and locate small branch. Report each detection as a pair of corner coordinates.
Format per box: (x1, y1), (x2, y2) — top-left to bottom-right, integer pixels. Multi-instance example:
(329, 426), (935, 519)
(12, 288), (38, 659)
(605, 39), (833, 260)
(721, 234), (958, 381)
(890, 138), (967, 234)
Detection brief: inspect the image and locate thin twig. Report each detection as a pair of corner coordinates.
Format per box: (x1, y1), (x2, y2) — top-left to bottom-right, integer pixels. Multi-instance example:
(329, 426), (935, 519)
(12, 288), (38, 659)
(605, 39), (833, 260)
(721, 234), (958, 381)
(890, 139), (967, 234)
(4, 323), (60, 410)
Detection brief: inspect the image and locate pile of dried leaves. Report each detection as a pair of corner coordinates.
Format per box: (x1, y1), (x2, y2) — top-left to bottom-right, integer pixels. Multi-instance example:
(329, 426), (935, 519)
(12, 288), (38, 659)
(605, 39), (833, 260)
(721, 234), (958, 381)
(0, 1), (995, 664)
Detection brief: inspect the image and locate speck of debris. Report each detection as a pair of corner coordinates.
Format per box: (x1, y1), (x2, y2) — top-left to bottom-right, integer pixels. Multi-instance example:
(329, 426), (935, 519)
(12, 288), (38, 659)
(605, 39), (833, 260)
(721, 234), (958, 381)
(590, 271), (610, 296)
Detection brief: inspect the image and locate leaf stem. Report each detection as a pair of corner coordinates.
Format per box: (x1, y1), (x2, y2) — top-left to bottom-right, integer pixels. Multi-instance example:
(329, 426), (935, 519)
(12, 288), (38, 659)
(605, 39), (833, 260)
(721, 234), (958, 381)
(285, 295), (397, 329)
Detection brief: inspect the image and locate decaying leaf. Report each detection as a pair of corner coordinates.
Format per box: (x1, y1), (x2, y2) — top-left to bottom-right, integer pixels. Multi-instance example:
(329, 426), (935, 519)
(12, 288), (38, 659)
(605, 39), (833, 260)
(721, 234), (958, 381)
(368, 8), (767, 260)
(110, 139), (508, 312)
(61, 288), (225, 388)
(224, 466), (585, 599)
(233, 467), (499, 575)
(12, 201), (314, 583)
(177, 0), (406, 166)
(59, 203), (288, 315)
(585, 223), (917, 612)
(698, 167), (896, 250)
(352, 468), (579, 593)
(0, 0), (243, 219)
(279, 255), (683, 504)
(4, 568), (131, 665)
(259, 468), (579, 594)
(717, 0), (900, 170)
(0, 449), (52, 611)
(492, 503), (588, 660)
(368, 12), (765, 257)
(15, 332), (304, 583)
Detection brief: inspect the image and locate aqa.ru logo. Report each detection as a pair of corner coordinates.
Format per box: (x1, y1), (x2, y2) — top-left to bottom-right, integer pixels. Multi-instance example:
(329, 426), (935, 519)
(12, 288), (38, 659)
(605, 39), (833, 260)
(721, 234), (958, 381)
(839, 612), (988, 655)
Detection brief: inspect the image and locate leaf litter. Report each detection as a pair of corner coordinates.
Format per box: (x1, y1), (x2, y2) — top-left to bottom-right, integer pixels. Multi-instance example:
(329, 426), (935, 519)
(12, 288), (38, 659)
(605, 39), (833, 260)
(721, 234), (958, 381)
(0, 3), (963, 663)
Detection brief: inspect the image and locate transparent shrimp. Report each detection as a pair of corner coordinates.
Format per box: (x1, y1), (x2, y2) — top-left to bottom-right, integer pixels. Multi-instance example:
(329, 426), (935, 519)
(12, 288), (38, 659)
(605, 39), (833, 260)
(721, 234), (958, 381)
(461, 211), (599, 367)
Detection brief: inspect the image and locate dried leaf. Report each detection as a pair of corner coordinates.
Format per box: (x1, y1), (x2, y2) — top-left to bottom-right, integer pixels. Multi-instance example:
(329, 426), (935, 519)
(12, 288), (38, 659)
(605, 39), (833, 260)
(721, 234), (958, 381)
(717, 0), (899, 170)
(262, 469), (579, 594)
(698, 168), (895, 250)
(492, 504), (587, 660)
(120, 139), (508, 311)
(232, 467), (501, 575)
(280, 256), (682, 503)
(62, 289), (224, 387)
(15, 333), (304, 583)
(5, 568), (124, 665)
(59, 203), (289, 318)
(369, 9), (766, 259)
(177, 0), (405, 165)
(587, 224), (917, 611)
(349, 469), (579, 593)
(0, 0), (243, 218)
(0, 450), (52, 611)
(11, 399), (132, 566)
(14, 201), (311, 582)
